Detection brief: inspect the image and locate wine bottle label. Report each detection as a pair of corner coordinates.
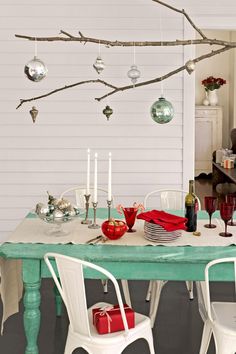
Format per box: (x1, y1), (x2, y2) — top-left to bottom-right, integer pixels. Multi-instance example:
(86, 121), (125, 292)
(185, 205), (197, 232)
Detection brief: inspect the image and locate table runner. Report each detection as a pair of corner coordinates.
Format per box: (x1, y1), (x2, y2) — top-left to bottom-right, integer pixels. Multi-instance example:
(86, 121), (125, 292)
(6, 216), (236, 247)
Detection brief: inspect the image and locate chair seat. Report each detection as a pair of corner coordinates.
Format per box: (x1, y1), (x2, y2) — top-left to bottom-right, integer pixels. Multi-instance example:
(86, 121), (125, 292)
(87, 302), (152, 343)
(212, 302), (236, 334)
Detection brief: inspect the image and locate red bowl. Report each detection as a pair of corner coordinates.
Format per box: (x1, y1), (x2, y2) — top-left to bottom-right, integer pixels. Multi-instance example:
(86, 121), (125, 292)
(101, 220), (128, 240)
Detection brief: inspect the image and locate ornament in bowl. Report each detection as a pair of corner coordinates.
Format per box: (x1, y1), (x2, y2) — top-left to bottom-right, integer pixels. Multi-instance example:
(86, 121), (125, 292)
(101, 218), (128, 240)
(35, 192), (82, 236)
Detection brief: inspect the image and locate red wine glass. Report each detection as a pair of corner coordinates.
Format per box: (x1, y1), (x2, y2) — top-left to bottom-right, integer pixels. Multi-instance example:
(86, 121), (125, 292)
(226, 194), (236, 226)
(219, 202), (234, 237)
(122, 207), (138, 232)
(204, 196), (217, 228)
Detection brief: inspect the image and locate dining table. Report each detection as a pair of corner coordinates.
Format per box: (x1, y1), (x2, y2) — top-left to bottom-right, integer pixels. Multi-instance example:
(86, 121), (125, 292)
(1, 208), (236, 354)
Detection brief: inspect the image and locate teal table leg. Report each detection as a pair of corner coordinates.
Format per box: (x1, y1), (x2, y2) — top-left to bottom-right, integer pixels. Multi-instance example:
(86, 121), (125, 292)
(54, 284), (62, 316)
(23, 259), (41, 354)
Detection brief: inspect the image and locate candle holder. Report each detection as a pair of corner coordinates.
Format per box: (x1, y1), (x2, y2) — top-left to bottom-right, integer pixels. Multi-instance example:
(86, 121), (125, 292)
(81, 194), (92, 225)
(88, 202), (100, 229)
(107, 199), (112, 220)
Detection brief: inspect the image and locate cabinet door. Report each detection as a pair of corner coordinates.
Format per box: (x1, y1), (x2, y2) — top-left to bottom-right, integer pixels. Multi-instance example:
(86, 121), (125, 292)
(195, 117), (217, 175)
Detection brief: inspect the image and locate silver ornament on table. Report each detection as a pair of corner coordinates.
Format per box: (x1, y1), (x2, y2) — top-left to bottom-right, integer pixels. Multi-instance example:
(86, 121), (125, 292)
(35, 203), (50, 219)
(57, 198), (71, 211)
(93, 56), (105, 74)
(24, 56), (48, 82)
(29, 106), (38, 123)
(127, 64), (141, 84)
(185, 60), (195, 75)
(103, 105), (113, 120)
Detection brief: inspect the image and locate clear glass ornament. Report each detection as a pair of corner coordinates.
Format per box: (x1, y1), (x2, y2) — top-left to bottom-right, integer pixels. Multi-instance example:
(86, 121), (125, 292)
(150, 96), (174, 124)
(93, 56), (105, 74)
(127, 64), (141, 84)
(24, 56), (48, 82)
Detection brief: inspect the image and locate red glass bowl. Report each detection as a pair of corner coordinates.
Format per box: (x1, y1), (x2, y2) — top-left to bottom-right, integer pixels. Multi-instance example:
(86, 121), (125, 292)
(101, 220), (128, 240)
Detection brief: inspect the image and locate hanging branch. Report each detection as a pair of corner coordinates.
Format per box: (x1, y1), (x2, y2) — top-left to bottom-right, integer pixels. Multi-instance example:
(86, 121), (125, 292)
(16, 45), (232, 109)
(14, 0), (236, 109)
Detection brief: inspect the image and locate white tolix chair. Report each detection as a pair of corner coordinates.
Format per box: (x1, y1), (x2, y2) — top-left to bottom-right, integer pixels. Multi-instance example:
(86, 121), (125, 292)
(199, 257), (236, 354)
(44, 253), (155, 354)
(144, 189), (201, 327)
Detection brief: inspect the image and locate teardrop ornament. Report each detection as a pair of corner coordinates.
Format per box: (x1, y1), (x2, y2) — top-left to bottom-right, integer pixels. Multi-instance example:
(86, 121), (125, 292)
(29, 106), (38, 123)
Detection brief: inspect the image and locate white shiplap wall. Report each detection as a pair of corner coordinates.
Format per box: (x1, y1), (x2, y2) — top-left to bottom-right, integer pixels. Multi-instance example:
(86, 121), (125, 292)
(3, 0), (235, 242)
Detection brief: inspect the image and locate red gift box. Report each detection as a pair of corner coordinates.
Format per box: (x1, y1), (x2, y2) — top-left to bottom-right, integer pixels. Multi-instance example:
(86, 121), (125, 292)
(92, 304), (135, 334)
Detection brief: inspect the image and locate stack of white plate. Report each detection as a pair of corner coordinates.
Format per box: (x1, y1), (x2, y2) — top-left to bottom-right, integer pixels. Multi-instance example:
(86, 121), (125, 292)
(144, 221), (181, 243)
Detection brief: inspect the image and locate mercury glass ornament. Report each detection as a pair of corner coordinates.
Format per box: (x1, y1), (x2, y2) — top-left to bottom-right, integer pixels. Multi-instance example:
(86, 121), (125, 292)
(150, 96), (174, 124)
(93, 56), (105, 74)
(29, 106), (38, 123)
(103, 105), (113, 120)
(185, 60), (195, 75)
(24, 56), (48, 82)
(127, 64), (141, 84)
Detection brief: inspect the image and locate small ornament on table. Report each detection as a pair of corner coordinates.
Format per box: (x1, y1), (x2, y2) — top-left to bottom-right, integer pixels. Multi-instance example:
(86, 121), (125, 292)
(103, 105), (113, 120)
(29, 106), (38, 123)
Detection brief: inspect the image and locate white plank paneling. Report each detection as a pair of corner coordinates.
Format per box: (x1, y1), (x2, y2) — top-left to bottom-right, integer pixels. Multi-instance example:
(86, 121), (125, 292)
(0, 0), (188, 241)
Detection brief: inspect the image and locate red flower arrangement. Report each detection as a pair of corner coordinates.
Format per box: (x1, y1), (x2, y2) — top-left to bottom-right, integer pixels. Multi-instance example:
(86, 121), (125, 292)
(202, 76), (226, 91)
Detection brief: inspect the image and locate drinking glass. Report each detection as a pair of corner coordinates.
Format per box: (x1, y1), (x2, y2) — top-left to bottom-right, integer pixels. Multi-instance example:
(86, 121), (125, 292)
(122, 207), (138, 232)
(204, 196), (217, 228)
(226, 194), (236, 226)
(219, 202), (234, 237)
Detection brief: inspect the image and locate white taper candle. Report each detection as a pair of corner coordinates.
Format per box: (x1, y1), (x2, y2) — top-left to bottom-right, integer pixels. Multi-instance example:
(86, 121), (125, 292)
(86, 148), (90, 195)
(108, 152), (112, 201)
(93, 152), (98, 203)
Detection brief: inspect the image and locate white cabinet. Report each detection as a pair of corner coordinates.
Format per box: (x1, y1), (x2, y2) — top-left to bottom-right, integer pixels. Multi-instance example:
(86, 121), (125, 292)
(195, 106), (223, 177)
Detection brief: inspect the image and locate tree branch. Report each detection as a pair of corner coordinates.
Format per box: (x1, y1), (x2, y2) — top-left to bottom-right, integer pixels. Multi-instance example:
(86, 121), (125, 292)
(152, 0), (206, 39)
(16, 45), (233, 109)
(16, 79), (118, 109)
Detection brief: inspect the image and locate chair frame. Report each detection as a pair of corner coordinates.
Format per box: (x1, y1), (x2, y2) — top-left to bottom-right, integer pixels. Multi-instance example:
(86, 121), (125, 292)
(44, 253), (155, 354)
(144, 188), (201, 327)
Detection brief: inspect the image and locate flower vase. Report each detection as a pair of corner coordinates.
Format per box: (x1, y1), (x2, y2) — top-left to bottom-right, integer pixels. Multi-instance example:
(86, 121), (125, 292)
(208, 89), (218, 106)
(202, 91), (209, 106)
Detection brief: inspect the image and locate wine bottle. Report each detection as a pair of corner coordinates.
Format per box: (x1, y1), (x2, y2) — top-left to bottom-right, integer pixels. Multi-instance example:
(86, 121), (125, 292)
(185, 180), (197, 232)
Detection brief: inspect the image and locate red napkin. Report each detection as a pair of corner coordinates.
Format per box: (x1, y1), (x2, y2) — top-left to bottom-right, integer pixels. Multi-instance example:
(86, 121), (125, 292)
(137, 210), (187, 231)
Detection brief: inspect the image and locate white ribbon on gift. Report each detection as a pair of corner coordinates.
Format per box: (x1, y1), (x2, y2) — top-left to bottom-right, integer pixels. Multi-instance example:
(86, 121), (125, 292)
(95, 305), (113, 333)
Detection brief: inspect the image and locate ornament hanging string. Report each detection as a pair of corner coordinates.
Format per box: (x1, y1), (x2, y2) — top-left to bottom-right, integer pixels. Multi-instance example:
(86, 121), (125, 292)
(159, 8), (164, 97)
(34, 37), (37, 58)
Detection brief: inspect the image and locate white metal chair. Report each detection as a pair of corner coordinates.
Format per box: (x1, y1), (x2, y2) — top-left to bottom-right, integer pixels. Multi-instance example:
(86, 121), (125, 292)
(144, 189), (201, 327)
(59, 186), (115, 208)
(60, 186), (130, 304)
(200, 257), (236, 354)
(44, 253), (155, 354)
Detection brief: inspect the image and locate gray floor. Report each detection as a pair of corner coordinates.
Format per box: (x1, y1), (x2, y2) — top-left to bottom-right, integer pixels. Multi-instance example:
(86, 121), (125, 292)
(1, 277), (232, 354)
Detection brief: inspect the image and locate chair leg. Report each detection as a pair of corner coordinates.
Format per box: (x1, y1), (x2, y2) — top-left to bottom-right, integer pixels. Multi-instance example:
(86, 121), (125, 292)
(101, 279), (108, 294)
(149, 280), (165, 328)
(199, 319), (212, 354)
(185, 280), (194, 300)
(145, 281), (153, 302)
(121, 280), (131, 307)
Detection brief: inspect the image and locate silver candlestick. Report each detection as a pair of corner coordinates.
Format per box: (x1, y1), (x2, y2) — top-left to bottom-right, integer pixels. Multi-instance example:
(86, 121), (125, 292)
(88, 202), (100, 229)
(107, 200), (112, 220)
(81, 194), (92, 224)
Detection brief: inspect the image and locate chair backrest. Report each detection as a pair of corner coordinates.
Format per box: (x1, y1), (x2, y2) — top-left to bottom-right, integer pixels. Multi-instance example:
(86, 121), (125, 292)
(59, 186), (114, 208)
(205, 257), (236, 323)
(44, 253), (129, 337)
(144, 188), (201, 210)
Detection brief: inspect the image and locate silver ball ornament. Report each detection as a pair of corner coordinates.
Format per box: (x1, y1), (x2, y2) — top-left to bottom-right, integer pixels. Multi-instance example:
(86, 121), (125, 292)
(24, 56), (48, 82)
